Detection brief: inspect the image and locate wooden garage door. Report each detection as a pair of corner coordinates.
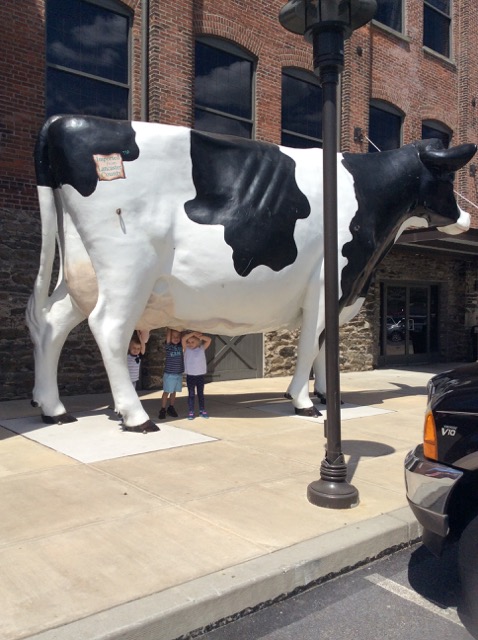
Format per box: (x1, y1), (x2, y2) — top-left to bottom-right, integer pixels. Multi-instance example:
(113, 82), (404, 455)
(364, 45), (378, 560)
(205, 334), (263, 381)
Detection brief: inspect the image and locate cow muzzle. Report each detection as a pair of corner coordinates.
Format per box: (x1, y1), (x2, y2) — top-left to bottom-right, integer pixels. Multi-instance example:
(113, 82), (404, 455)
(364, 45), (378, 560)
(437, 207), (470, 235)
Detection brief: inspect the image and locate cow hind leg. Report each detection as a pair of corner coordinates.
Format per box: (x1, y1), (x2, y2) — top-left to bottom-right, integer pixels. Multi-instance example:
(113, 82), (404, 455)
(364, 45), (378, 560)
(312, 348), (327, 404)
(87, 287), (158, 432)
(26, 284), (85, 423)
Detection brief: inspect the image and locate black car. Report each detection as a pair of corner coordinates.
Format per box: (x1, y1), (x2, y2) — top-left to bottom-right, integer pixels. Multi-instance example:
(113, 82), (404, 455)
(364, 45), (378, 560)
(405, 362), (478, 626)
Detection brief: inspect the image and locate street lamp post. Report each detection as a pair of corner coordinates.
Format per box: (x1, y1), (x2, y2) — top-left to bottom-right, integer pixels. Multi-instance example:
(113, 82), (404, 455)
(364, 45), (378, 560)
(279, 0), (376, 509)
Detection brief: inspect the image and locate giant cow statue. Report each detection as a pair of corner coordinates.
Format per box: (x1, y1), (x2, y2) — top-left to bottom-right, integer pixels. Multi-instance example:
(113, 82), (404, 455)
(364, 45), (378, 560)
(26, 115), (476, 432)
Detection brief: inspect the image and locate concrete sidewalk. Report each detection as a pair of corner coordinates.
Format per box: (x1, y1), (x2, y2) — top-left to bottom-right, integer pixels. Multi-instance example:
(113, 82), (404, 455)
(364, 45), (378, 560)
(0, 364), (448, 640)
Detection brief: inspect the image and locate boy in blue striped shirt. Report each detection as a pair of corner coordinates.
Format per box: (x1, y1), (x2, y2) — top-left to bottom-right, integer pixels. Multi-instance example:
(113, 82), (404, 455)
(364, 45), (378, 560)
(159, 329), (184, 419)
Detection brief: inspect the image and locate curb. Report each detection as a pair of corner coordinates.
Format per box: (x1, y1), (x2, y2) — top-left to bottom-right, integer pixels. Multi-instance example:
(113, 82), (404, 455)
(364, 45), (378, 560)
(25, 507), (421, 640)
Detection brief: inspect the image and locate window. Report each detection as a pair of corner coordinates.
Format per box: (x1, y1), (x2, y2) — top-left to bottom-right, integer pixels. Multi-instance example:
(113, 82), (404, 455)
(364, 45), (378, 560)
(46, 0), (130, 119)
(368, 102), (402, 152)
(281, 69), (322, 149)
(422, 121), (451, 148)
(194, 39), (254, 138)
(374, 0), (403, 32)
(423, 0), (451, 58)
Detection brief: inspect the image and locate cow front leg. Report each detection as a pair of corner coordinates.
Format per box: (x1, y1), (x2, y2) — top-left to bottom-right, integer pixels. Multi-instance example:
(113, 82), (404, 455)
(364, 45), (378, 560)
(87, 307), (158, 433)
(285, 308), (322, 417)
(312, 298), (364, 404)
(26, 286), (85, 423)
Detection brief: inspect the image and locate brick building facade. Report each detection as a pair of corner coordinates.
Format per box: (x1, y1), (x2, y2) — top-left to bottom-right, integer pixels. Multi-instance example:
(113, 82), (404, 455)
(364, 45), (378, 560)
(1, 0), (478, 400)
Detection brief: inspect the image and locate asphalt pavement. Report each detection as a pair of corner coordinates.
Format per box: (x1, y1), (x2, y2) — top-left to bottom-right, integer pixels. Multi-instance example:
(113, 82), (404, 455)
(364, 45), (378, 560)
(0, 364), (453, 640)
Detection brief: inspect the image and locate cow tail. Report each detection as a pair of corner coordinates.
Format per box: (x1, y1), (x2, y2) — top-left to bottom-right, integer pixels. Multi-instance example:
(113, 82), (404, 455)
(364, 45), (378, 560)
(26, 117), (63, 330)
(26, 187), (60, 336)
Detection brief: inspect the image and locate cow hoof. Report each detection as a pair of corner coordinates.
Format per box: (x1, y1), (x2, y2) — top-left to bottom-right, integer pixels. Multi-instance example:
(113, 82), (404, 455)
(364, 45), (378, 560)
(284, 392), (292, 399)
(31, 399), (39, 408)
(294, 406), (322, 417)
(313, 391), (327, 404)
(41, 413), (78, 425)
(123, 420), (160, 434)
(312, 394), (345, 406)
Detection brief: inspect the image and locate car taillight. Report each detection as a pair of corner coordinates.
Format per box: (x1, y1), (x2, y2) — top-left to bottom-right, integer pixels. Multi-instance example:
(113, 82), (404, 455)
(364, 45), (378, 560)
(423, 411), (438, 460)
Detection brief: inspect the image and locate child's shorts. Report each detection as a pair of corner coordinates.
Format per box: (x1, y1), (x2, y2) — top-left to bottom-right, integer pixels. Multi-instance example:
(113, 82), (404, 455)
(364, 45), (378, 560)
(163, 372), (183, 393)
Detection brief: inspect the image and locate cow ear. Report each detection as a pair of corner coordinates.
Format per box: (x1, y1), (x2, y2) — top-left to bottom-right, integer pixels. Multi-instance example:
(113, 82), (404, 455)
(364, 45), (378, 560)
(421, 143), (477, 173)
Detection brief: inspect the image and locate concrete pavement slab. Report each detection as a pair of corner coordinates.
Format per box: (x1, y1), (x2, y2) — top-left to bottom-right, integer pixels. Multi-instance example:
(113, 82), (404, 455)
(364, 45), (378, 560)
(0, 365), (452, 640)
(94, 440), (315, 503)
(2, 412), (215, 463)
(21, 509), (421, 640)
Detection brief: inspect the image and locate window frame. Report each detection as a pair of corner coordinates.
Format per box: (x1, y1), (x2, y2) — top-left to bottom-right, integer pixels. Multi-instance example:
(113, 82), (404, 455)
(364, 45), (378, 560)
(368, 100), (403, 152)
(46, 0), (132, 118)
(373, 0), (404, 34)
(281, 67), (323, 149)
(423, 0), (451, 59)
(421, 120), (452, 148)
(194, 36), (256, 139)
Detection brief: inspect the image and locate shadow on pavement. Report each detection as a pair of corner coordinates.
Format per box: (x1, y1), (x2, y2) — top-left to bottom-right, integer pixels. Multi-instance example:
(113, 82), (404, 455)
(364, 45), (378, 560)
(342, 439), (396, 480)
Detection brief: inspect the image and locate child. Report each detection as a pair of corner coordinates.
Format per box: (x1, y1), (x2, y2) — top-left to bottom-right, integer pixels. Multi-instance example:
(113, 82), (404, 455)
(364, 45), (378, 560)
(159, 328), (184, 419)
(182, 331), (212, 419)
(127, 330), (148, 389)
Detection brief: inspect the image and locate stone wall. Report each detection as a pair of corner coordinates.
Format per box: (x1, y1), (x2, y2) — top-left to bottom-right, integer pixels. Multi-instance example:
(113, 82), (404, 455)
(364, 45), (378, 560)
(375, 246), (475, 363)
(262, 245), (478, 380)
(263, 329), (299, 378)
(0, 203), (112, 401)
(1, 207), (42, 401)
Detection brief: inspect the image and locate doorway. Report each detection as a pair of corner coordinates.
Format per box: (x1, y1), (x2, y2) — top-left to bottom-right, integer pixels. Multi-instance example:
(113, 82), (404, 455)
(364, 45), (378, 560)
(380, 282), (439, 365)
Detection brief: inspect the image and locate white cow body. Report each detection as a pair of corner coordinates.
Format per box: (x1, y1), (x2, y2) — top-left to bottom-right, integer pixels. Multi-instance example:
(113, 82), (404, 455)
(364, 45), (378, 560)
(60, 129), (358, 334)
(27, 117), (475, 429)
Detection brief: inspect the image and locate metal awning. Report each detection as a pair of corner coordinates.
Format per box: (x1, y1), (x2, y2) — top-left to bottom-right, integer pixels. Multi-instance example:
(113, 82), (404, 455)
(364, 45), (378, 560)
(396, 228), (478, 256)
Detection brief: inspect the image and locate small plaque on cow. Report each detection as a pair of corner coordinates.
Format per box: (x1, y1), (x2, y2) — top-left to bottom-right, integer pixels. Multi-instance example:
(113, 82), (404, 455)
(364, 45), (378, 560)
(93, 153), (125, 181)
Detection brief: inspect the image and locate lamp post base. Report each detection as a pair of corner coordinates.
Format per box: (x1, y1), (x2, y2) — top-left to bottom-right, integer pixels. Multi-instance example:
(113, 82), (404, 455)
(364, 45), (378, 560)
(307, 479), (359, 509)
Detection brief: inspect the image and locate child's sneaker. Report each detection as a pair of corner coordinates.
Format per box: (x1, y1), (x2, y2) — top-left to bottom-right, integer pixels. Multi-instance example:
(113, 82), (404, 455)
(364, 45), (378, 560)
(167, 405), (178, 417)
(188, 412), (195, 420)
(158, 408), (167, 419)
(200, 410), (209, 419)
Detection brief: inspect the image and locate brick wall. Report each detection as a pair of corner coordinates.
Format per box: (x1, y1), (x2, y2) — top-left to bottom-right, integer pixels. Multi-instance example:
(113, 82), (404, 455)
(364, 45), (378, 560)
(1, 2), (44, 400)
(1, 0), (478, 401)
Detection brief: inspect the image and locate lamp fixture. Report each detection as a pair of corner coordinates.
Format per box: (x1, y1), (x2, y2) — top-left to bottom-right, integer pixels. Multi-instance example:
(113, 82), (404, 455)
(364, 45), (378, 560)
(354, 127), (364, 143)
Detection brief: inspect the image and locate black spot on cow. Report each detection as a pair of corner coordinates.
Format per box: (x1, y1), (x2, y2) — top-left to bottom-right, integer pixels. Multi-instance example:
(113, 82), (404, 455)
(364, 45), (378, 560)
(340, 144), (423, 308)
(185, 130), (311, 277)
(35, 115), (140, 197)
(339, 139), (476, 310)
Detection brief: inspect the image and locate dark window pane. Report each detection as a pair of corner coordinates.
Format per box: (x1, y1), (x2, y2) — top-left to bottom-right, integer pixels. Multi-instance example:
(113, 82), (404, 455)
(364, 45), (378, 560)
(281, 132), (322, 149)
(194, 109), (252, 138)
(423, 5), (450, 57)
(195, 42), (252, 120)
(427, 0), (449, 11)
(368, 105), (401, 152)
(46, 0), (129, 118)
(375, 0), (402, 32)
(422, 123), (450, 148)
(47, 0), (129, 84)
(281, 73), (322, 147)
(47, 67), (128, 119)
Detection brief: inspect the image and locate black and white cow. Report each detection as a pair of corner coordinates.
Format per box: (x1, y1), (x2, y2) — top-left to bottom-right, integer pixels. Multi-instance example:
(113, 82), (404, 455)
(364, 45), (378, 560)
(27, 115), (476, 431)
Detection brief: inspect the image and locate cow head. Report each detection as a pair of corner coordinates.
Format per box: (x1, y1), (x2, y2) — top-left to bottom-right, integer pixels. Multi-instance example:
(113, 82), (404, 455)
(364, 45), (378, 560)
(413, 139), (476, 233)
